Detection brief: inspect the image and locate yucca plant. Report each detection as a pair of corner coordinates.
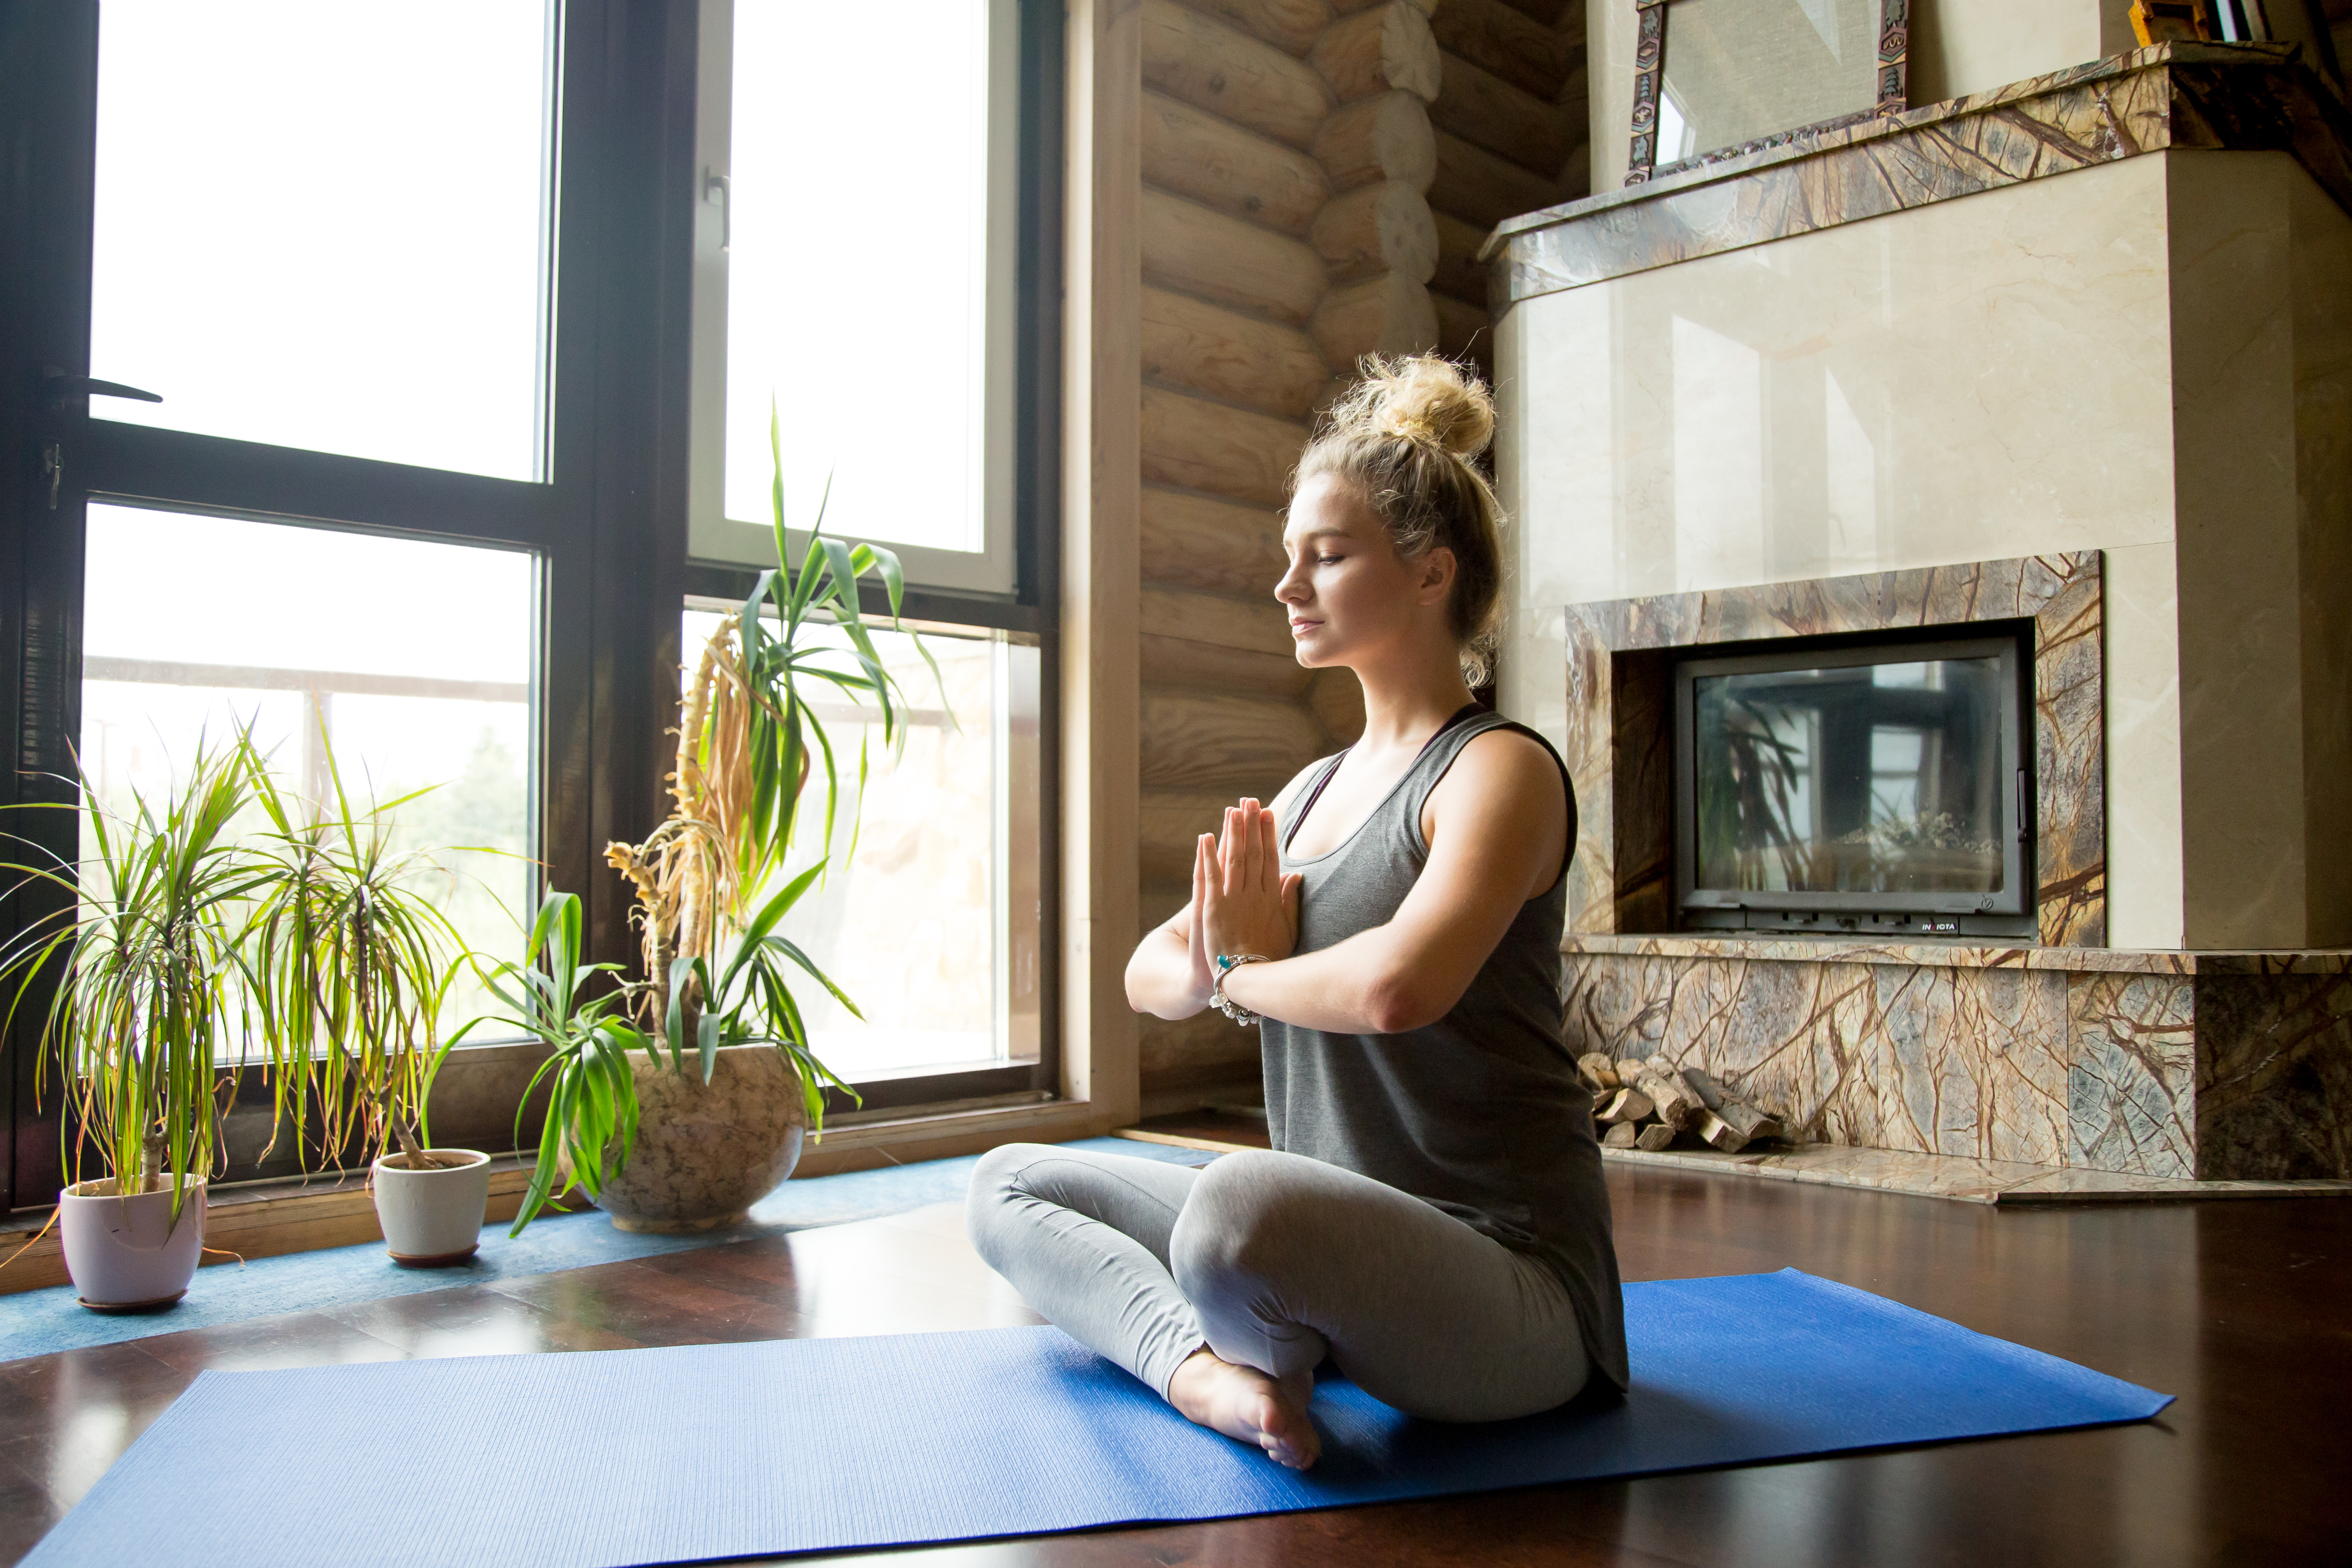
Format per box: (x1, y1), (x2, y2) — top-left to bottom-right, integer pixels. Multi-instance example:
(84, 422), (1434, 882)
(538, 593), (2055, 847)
(242, 719), (466, 1173)
(0, 733), (286, 1223)
(463, 891), (647, 1233)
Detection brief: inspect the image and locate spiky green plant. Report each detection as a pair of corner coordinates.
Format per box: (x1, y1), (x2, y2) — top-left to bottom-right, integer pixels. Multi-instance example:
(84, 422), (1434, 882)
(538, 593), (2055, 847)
(0, 733), (285, 1223)
(242, 718), (467, 1173)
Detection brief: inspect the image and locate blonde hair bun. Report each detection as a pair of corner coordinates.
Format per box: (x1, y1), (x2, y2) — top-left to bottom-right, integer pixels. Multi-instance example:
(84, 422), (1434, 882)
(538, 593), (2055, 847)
(1335, 354), (1495, 460)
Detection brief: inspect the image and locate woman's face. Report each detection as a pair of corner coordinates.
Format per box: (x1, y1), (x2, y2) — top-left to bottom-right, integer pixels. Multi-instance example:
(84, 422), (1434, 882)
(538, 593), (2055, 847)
(1276, 472), (1452, 670)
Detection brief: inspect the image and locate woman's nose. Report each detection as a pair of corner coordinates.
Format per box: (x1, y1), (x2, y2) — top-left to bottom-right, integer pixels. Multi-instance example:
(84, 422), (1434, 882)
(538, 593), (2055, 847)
(1275, 560), (1308, 604)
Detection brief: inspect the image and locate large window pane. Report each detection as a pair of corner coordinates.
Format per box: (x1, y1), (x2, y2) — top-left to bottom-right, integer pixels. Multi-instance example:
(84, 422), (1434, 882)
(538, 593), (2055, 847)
(89, 2), (555, 479)
(81, 506), (536, 1048)
(716, 0), (1014, 561)
(681, 608), (1040, 1081)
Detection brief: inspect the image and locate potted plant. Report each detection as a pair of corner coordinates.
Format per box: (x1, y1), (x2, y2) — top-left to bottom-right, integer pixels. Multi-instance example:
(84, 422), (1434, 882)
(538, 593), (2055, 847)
(509, 452), (935, 1233)
(245, 730), (482, 1266)
(0, 735), (290, 1310)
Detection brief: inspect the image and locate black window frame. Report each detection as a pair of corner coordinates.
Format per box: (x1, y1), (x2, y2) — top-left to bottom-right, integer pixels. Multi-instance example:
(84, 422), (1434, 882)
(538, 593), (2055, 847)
(0, 0), (1062, 1213)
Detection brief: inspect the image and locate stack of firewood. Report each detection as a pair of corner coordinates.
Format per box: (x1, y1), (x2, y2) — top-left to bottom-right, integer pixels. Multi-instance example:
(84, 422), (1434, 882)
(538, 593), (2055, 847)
(1577, 1054), (1787, 1155)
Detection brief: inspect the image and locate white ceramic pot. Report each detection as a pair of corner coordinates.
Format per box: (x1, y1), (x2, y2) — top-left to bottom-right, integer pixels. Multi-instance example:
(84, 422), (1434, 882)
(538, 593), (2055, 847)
(371, 1149), (492, 1266)
(58, 1178), (206, 1312)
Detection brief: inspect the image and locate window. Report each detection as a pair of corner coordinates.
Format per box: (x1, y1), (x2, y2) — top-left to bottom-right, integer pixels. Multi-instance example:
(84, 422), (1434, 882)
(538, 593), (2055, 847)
(0, 0), (1060, 1209)
(688, 0), (1023, 593)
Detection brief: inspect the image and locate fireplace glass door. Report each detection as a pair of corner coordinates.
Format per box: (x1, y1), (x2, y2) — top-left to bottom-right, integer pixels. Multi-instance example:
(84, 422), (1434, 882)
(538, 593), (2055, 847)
(1674, 634), (2032, 935)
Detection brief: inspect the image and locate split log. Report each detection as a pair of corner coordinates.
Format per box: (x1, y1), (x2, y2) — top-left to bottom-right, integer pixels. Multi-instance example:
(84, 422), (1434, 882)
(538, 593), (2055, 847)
(1185, 0), (1334, 57)
(1637, 1073), (1699, 1132)
(1141, 385), (1310, 508)
(1141, 688), (1329, 793)
(1715, 1100), (1783, 1143)
(1431, 207), (1490, 306)
(1601, 1122), (1638, 1149)
(1576, 1051), (1620, 1095)
(1430, 50), (1581, 176)
(1143, 90), (1331, 238)
(1428, 0), (1581, 100)
(1431, 127), (1569, 229)
(1634, 1122), (1679, 1152)
(1594, 1086), (1654, 1125)
(1311, 2), (1441, 103)
(1143, 0), (1333, 150)
(1433, 289), (1490, 368)
(1141, 485), (1286, 596)
(1698, 1111), (1767, 1155)
(1310, 271), (1440, 368)
(1143, 285), (1331, 419)
(1308, 666), (1365, 745)
(1141, 188), (1327, 326)
(1311, 180), (1438, 285)
(1679, 1065), (1730, 1112)
(1313, 90), (1436, 193)
(1613, 1056), (1651, 1087)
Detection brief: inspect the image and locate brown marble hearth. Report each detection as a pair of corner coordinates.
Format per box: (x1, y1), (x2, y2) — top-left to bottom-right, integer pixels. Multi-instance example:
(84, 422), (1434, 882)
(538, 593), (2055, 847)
(1564, 936), (2352, 1183)
(1564, 551), (2105, 947)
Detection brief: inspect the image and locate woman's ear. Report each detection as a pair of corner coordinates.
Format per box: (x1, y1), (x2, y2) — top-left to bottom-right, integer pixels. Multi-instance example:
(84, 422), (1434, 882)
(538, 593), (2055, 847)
(1416, 547), (1458, 607)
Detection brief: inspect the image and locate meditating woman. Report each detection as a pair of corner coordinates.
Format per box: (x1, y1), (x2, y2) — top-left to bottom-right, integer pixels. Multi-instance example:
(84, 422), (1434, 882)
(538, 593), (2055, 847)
(967, 355), (1626, 1469)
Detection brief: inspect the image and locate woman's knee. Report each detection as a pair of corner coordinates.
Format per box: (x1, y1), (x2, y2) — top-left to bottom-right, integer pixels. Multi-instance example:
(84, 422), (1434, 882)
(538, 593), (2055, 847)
(963, 1142), (1056, 1264)
(1168, 1150), (1321, 1290)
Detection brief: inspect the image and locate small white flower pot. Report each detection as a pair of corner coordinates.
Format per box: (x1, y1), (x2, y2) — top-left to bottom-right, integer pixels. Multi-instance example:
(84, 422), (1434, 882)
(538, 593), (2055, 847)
(371, 1149), (492, 1266)
(59, 1178), (207, 1313)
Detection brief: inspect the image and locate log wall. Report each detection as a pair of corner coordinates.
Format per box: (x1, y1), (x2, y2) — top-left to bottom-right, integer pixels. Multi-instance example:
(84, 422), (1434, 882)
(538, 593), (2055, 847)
(1126, 0), (1587, 1109)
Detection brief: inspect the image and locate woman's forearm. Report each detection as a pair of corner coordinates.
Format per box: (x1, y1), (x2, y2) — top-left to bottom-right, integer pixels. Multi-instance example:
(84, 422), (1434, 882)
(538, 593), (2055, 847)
(1126, 926), (1212, 1020)
(1218, 926), (1438, 1036)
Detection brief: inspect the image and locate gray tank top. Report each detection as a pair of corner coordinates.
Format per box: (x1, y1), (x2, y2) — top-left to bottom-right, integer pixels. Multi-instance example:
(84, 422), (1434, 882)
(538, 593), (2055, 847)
(1263, 706), (1629, 1395)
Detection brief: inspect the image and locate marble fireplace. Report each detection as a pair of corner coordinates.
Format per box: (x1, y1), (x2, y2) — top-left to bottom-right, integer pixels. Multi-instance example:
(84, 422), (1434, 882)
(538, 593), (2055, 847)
(1487, 43), (2352, 1182)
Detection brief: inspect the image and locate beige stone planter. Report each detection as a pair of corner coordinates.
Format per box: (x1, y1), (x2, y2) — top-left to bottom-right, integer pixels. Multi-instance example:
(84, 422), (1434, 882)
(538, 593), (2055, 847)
(579, 1044), (805, 1232)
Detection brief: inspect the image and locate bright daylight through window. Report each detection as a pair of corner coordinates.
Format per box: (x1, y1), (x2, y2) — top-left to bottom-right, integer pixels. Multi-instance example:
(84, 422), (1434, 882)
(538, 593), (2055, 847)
(81, 508), (536, 1047)
(680, 609), (1041, 1084)
(698, 0), (1017, 589)
(88, 0), (554, 479)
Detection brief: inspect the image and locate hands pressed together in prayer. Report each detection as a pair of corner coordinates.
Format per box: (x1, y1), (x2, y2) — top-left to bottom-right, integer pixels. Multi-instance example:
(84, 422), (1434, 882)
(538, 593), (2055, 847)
(1186, 797), (1305, 1007)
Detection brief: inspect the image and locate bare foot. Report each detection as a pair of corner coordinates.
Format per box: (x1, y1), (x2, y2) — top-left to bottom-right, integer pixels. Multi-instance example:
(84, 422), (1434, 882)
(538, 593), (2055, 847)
(1167, 1348), (1321, 1469)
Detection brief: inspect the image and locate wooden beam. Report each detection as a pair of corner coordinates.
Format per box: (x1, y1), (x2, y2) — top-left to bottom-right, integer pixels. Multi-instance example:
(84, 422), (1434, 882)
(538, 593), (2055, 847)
(1431, 48), (1580, 175)
(1141, 688), (1329, 791)
(1141, 187), (1327, 325)
(1311, 1), (1442, 103)
(1182, 0), (1335, 57)
(1310, 179), (1439, 284)
(1143, 0), (1333, 150)
(1143, 89), (1330, 238)
(1141, 484), (1288, 596)
(1139, 583), (1309, 698)
(1140, 1009), (1264, 1091)
(1313, 89), (1437, 193)
(1308, 666), (1365, 744)
(1310, 269), (1440, 367)
(1141, 384), (1310, 508)
(1428, 0), (1580, 100)
(1143, 285), (1331, 420)
(1430, 125), (1567, 228)
(1434, 287), (1492, 368)
(1143, 788), (1256, 880)
(1061, 0), (1145, 1127)
(1431, 206), (1489, 304)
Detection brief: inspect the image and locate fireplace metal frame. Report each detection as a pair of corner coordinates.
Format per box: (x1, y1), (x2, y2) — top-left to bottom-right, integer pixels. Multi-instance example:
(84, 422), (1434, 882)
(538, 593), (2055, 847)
(1670, 631), (2034, 937)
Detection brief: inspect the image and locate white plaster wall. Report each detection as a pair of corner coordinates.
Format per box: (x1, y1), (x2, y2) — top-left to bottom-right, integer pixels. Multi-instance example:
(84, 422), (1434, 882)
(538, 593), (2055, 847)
(1589, 0), (2137, 193)
(1494, 157), (2189, 946)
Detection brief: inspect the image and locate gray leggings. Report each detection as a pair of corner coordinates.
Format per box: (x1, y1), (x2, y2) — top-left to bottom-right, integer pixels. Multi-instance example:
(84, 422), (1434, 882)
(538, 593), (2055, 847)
(965, 1143), (1591, 1423)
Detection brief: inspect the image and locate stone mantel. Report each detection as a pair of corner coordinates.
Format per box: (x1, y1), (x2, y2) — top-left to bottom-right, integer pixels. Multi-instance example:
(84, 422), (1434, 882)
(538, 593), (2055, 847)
(1564, 934), (2352, 977)
(1482, 41), (2352, 308)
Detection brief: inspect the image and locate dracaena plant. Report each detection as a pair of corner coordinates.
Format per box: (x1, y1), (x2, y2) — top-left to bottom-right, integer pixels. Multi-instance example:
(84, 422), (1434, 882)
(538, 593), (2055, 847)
(242, 719), (467, 1173)
(0, 732), (287, 1223)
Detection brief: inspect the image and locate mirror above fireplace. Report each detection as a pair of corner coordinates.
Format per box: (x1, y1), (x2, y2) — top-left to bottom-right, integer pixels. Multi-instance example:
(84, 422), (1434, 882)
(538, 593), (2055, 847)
(1673, 631), (2035, 937)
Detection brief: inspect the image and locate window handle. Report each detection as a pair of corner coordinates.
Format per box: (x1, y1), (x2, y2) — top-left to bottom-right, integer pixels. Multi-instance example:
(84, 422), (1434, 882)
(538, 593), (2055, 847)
(42, 366), (162, 407)
(705, 169), (731, 252)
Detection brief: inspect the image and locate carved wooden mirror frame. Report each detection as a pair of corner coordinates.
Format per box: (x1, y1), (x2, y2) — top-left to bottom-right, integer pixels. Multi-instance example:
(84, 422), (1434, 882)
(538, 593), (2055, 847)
(1627, 0), (1910, 185)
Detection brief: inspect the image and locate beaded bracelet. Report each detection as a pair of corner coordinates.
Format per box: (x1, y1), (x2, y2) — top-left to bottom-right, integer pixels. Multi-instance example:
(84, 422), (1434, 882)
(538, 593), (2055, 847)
(1211, 953), (1270, 1026)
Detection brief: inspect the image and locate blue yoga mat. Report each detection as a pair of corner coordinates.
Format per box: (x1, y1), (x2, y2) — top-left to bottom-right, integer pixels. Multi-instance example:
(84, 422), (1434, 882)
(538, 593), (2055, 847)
(23, 1269), (2168, 1568)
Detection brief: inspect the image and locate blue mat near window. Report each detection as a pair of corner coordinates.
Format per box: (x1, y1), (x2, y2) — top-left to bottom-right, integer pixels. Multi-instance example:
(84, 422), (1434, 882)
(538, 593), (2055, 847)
(22, 1268), (2168, 1568)
(0, 1136), (1216, 1363)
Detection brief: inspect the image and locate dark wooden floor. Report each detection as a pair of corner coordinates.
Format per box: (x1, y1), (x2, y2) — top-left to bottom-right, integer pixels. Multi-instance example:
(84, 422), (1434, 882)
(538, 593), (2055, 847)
(6, 1160), (2350, 1567)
